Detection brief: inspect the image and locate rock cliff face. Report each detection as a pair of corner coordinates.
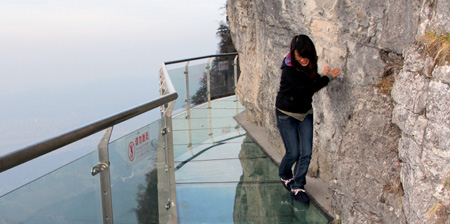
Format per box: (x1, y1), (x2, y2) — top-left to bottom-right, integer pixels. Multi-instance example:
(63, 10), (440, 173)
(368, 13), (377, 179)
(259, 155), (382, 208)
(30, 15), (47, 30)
(227, 0), (450, 223)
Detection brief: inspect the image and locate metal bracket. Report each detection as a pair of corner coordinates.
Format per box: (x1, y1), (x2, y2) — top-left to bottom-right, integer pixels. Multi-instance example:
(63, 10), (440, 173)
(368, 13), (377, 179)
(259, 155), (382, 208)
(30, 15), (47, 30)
(91, 162), (109, 176)
(165, 200), (174, 209)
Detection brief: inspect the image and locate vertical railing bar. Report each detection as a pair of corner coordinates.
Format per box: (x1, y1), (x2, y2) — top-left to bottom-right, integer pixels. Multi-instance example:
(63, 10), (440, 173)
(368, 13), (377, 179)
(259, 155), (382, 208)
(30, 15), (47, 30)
(206, 58), (214, 143)
(159, 68), (172, 208)
(164, 107), (176, 212)
(162, 112), (171, 206)
(158, 66), (178, 223)
(96, 127), (114, 224)
(233, 55), (241, 134)
(184, 62), (193, 155)
(206, 58), (212, 109)
(184, 61), (191, 117)
(233, 55), (239, 102)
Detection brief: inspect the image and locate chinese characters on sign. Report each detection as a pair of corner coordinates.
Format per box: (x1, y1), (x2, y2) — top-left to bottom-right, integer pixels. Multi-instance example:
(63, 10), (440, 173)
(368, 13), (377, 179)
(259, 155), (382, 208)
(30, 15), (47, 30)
(125, 129), (151, 166)
(218, 61), (229, 71)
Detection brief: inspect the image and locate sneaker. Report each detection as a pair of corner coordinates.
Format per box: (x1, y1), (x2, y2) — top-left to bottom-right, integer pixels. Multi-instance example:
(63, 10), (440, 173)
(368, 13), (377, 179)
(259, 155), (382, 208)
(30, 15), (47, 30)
(280, 178), (293, 191)
(290, 188), (310, 203)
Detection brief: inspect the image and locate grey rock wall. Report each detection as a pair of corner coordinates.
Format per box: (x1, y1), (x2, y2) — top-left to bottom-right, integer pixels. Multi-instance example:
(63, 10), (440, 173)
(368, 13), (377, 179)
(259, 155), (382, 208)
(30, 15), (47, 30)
(391, 45), (450, 224)
(227, 0), (450, 223)
(332, 87), (405, 223)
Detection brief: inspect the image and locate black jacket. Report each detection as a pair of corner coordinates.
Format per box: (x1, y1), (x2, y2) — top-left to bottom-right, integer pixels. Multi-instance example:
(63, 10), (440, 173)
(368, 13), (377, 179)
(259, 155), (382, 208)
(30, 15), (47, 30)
(275, 58), (330, 113)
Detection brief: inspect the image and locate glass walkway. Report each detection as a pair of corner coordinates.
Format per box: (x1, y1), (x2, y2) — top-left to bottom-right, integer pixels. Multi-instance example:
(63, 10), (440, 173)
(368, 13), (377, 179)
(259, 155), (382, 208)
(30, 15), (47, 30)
(172, 96), (331, 223)
(0, 54), (331, 223)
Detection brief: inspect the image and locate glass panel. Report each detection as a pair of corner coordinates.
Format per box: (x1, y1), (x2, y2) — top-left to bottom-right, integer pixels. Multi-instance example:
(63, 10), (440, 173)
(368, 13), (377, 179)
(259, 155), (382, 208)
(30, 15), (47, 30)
(167, 57), (239, 112)
(177, 182), (327, 223)
(0, 152), (102, 223)
(167, 66), (188, 111)
(171, 97), (245, 159)
(174, 134), (330, 224)
(168, 63), (208, 111)
(210, 58), (238, 99)
(107, 120), (161, 224)
(188, 63), (208, 107)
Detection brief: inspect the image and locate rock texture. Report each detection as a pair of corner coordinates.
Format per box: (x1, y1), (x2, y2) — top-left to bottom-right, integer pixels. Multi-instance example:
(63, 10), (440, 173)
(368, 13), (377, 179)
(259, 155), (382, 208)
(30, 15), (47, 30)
(391, 45), (450, 224)
(227, 0), (450, 223)
(332, 87), (405, 223)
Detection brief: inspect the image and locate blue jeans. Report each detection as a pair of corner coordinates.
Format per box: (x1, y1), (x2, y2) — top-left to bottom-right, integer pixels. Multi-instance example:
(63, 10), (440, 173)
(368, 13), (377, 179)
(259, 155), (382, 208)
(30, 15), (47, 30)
(276, 109), (313, 189)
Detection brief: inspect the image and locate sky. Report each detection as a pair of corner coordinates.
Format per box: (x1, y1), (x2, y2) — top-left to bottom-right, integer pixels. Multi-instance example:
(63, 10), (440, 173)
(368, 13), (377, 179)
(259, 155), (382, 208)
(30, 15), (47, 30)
(0, 0), (226, 96)
(0, 0), (227, 195)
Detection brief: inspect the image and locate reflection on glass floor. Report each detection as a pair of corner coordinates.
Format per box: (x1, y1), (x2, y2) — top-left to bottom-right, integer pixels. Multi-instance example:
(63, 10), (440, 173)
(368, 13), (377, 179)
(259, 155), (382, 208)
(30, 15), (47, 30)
(172, 96), (330, 224)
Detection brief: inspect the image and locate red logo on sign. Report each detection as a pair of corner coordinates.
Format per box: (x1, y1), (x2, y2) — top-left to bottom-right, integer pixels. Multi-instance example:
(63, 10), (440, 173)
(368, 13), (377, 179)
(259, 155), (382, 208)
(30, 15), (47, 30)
(128, 142), (135, 161)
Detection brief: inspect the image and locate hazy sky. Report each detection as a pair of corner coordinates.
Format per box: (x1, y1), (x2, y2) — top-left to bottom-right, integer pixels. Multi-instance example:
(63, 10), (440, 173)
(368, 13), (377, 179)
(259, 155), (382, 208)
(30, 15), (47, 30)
(0, 0), (227, 195)
(0, 0), (226, 96)
(0, 0), (227, 147)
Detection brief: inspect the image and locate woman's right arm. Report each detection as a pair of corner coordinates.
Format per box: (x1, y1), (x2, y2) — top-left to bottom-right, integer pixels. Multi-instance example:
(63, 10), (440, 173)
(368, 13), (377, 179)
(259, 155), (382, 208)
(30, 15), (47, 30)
(323, 65), (341, 78)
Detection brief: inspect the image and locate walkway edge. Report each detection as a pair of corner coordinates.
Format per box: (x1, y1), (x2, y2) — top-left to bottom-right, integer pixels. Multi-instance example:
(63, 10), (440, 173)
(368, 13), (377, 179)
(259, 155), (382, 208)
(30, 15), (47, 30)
(234, 110), (335, 221)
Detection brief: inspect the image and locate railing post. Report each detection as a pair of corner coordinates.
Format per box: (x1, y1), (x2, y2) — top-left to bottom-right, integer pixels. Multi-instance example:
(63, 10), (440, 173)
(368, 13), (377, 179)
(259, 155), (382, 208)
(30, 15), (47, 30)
(233, 55), (239, 102)
(158, 65), (178, 223)
(206, 58), (212, 109)
(206, 58), (214, 143)
(161, 114), (175, 209)
(233, 55), (241, 133)
(184, 61), (191, 115)
(184, 62), (193, 155)
(91, 127), (114, 224)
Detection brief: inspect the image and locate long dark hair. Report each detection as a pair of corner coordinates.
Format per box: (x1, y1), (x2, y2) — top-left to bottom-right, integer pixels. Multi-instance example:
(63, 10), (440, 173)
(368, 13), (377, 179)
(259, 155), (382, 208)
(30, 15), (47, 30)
(290, 35), (318, 78)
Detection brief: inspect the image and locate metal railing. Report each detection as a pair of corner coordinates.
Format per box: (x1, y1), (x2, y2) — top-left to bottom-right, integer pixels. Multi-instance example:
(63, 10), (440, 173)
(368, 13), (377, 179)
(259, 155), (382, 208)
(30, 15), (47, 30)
(0, 68), (178, 223)
(0, 94), (177, 173)
(158, 53), (238, 223)
(0, 52), (238, 224)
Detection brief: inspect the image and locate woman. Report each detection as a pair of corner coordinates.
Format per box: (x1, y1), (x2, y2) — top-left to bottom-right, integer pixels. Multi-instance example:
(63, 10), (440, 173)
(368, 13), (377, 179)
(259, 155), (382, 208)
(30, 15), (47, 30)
(275, 35), (341, 202)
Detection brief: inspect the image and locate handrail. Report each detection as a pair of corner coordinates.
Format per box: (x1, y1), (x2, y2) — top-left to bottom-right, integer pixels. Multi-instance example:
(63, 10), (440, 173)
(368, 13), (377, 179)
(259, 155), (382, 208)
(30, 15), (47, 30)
(164, 52), (238, 65)
(0, 92), (178, 173)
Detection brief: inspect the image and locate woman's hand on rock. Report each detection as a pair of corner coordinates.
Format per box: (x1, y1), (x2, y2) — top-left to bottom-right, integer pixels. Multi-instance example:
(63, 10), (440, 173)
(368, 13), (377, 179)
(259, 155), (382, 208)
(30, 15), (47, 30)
(323, 65), (341, 78)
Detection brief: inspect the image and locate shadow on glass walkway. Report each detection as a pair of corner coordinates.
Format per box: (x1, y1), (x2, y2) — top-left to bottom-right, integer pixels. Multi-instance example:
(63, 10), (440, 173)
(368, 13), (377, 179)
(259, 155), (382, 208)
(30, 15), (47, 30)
(172, 96), (330, 224)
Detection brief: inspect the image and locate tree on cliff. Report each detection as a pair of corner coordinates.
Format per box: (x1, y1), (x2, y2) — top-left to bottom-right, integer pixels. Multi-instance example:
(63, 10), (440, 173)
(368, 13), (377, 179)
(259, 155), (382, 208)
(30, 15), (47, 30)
(191, 21), (237, 105)
(217, 21), (237, 53)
